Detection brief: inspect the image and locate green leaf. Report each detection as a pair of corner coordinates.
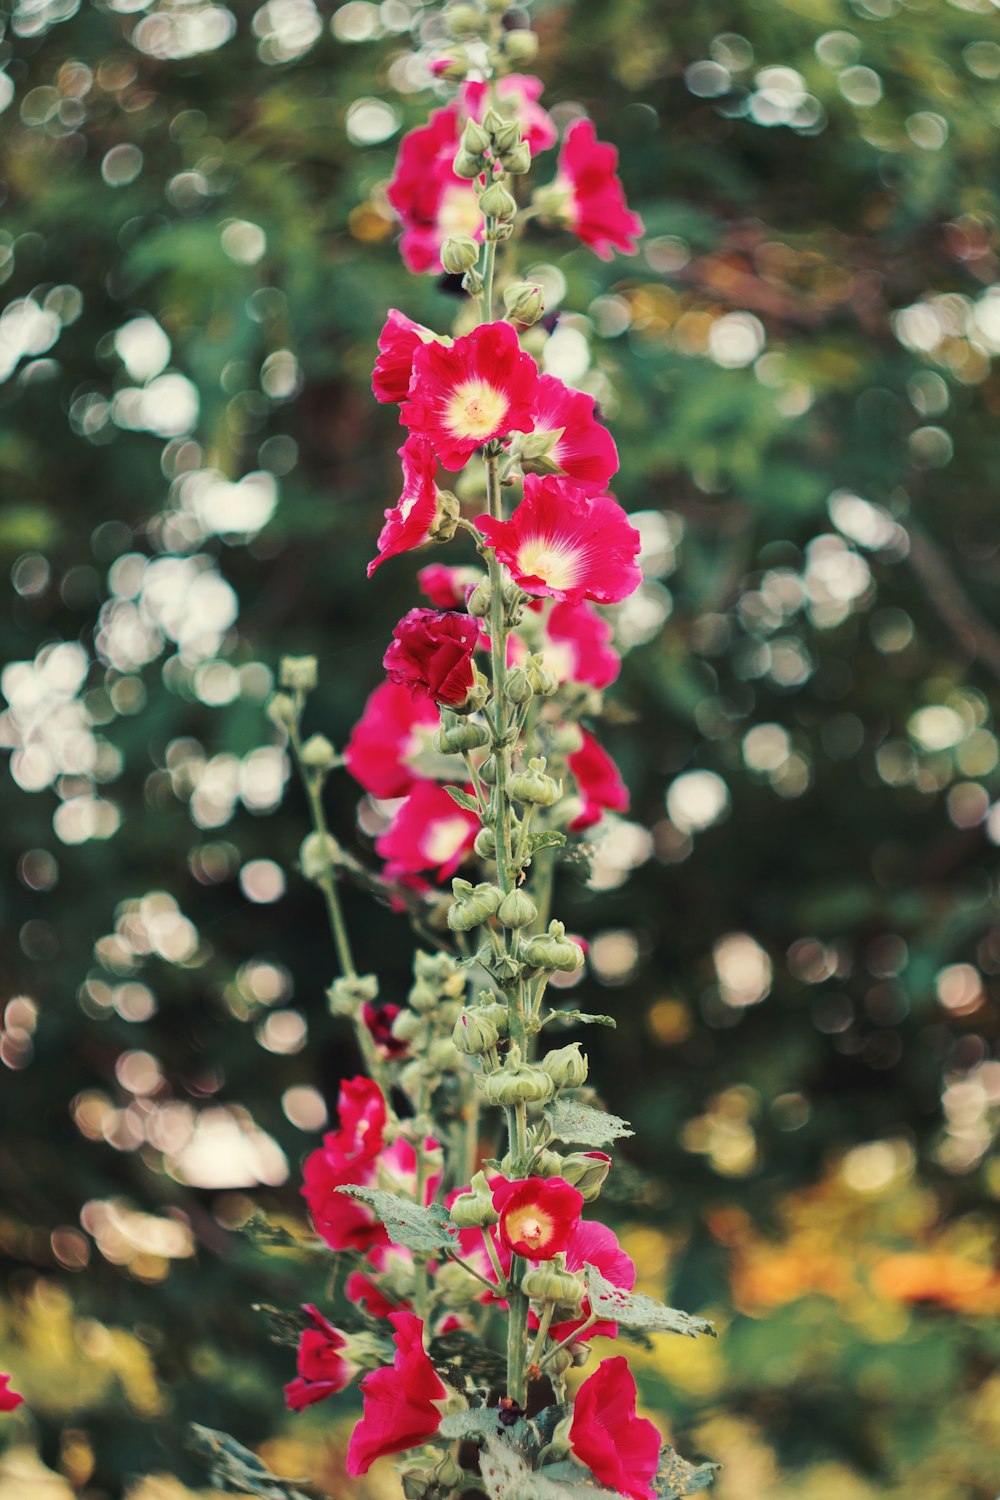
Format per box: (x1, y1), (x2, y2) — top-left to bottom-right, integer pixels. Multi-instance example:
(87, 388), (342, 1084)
(545, 1009), (616, 1028)
(655, 1449), (721, 1497)
(584, 1265), (716, 1339)
(335, 1187), (457, 1251)
(439, 1407), (505, 1440)
(238, 1213), (324, 1254)
(188, 1425), (312, 1500)
(526, 830), (567, 853)
(480, 1438), (621, 1500)
(545, 1100), (634, 1147)
(444, 785), (483, 815)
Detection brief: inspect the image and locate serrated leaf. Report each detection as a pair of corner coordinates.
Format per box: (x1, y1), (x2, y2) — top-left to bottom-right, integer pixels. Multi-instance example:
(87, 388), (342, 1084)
(336, 1188), (457, 1251)
(480, 1437), (621, 1500)
(526, 830), (567, 853)
(545, 1099), (634, 1147)
(239, 1213), (325, 1254)
(584, 1265), (716, 1339)
(439, 1407), (505, 1440)
(188, 1425), (311, 1500)
(655, 1449), (721, 1497)
(546, 1009), (616, 1028)
(443, 785), (483, 815)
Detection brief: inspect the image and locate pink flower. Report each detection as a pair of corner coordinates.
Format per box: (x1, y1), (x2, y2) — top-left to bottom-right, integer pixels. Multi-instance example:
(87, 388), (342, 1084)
(544, 601), (620, 690)
(372, 310), (450, 404)
(567, 730), (629, 831)
(0, 1376), (23, 1414)
(569, 1358), (661, 1500)
(383, 607), (479, 706)
(284, 1305), (359, 1411)
(528, 373), (618, 495)
(346, 1312), (450, 1475)
(376, 780), (478, 880)
(417, 563), (483, 610)
(344, 681), (441, 800)
(362, 1001), (408, 1058)
(387, 106), (482, 274)
(492, 1177), (583, 1260)
(368, 436), (442, 578)
(347, 1243), (415, 1319)
(462, 74), (557, 155)
(553, 119), (643, 260)
(549, 1217), (635, 1341)
(402, 322), (538, 471)
(301, 1077), (388, 1252)
(477, 476), (642, 605)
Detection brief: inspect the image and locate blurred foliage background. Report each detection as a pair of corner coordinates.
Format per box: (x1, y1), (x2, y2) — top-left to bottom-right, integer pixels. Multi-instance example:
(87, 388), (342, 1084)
(2, 0), (1000, 1496)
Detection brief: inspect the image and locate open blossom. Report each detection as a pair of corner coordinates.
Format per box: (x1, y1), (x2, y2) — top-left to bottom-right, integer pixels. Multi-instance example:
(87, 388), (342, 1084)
(570, 1358), (661, 1500)
(376, 779), (478, 880)
(372, 310), (450, 404)
(417, 562), (483, 609)
(462, 73), (557, 155)
(346, 1312), (451, 1476)
(384, 607), (479, 707)
(344, 681), (441, 801)
(527, 373), (618, 495)
(544, 600), (621, 689)
(401, 322), (538, 471)
(285, 1305), (359, 1411)
(0, 1376), (23, 1413)
(477, 476), (642, 605)
(549, 1218), (636, 1341)
(550, 118), (643, 260)
(368, 435), (442, 578)
(387, 106), (481, 274)
(301, 1077), (388, 1252)
(492, 1177), (583, 1260)
(568, 730), (629, 830)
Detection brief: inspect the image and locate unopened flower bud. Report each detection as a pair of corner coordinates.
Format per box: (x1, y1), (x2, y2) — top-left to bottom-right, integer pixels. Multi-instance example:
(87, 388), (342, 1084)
(429, 489), (461, 542)
(453, 147), (484, 179)
(550, 722), (584, 756)
(477, 1046), (553, 1104)
(505, 666), (534, 705)
(440, 235), (481, 275)
(461, 118), (492, 156)
(435, 720), (490, 754)
(435, 1454), (464, 1490)
(497, 888), (537, 928)
(502, 140), (532, 175)
(508, 758), (562, 807)
(453, 1008), (501, 1055)
(479, 181), (517, 221)
(279, 655), (318, 692)
(479, 755), (498, 785)
(408, 979), (439, 1014)
(502, 27), (539, 63)
(474, 826), (497, 858)
(428, 1037), (463, 1072)
(503, 282), (544, 325)
(560, 1151), (612, 1201)
(521, 1263), (585, 1307)
(487, 218), (515, 242)
(491, 118), (521, 155)
(467, 580), (492, 617)
(300, 733), (336, 770)
(449, 1170), (499, 1227)
(414, 950), (463, 989)
(436, 1259), (486, 1307)
(445, 3), (488, 38)
(434, 46), (470, 81)
(522, 920), (586, 973)
(390, 1008), (425, 1043)
(462, 266), (484, 297)
(527, 660), (559, 696)
(299, 831), (340, 882)
(266, 692), (297, 730)
(542, 1041), (588, 1090)
(476, 998), (509, 1036)
(327, 971), (379, 1016)
(533, 1147), (568, 1177)
(482, 107), (506, 136)
(448, 879), (502, 932)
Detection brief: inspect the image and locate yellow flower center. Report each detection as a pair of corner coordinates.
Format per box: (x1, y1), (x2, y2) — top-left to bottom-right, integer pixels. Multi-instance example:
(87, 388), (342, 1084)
(438, 182), (483, 239)
(424, 816), (472, 865)
(506, 1205), (553, 1251)
(446, 379), (509, 441)
(515, 539), (580, 591)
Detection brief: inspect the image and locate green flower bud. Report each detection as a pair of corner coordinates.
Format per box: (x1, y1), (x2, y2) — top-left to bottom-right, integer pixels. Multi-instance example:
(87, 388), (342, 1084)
(527, 660), (559, 697)
(497, 887), (538, 929)
(448, 880), (503, 932)
(508, 758), (562, 808)
(474, 825), (497, 858)
(547, 1348), (574, 1377)
(477, 1048), (553, 1105)
(542, 1041), (589, 1090)
(490, 950), (525, 984)
(299, 732), (336, 770)
(435, 720), (490, 754)
(435, 1454), (464, 1490)
(482, 107), (506, 136)
(550, 722), (584, 756)
(560, 1151), (612, 1201)
(408, 979), (439, 1014)
(428, 489), (461, 542)
(428, 1037), (463, 1072)
(486, 218), (515, 242)
(461, 118), (492, 156)
(434, 46), (470, 81)
(453, 148), (484, 180)
(439, 998), (463, 1027)
(502, 140), (532, 176)
(435, 1259), (486, 1307)
(462, 267), (484, 297)
(522, 920), (586, 973)
(299, 831), (340, 882)
(390, 1008), (424, 1043)
(467, 580), (492, 617)
(505, 666), (534, 705)
(521, 1263), (585, 1307)
(266, 692), (297, 730)
(502, 27), (539, 63)
(490, 118), (521, 155)
(449, 1169), (499, 1227)
(445, 3), (488, 38)
(279, 655), (318, 692)
(479, 755), (498, 785)
(453, 1008), (501, 1055)
(503, 282), (544, 326)
(570, 1341), (591, 1366)
(327, 972), (379, 1016)
(533, 1147), (569, 1177)
(478, 180), (517, 221)
(441, 235), (481, 275)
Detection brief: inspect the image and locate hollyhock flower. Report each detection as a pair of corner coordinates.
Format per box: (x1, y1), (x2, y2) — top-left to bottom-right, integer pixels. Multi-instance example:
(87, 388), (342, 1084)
(384, 607), (479, 707)
(301, 1077), (388, 1251)
(401, 322), (538, 471)
(549, 1217), (636, 1342)
(346, 1311), (451, 1476)
(376, 780), (478, 881)
(347, 1243), (416, 1319)
(567, 731), (629, 831)
(547, 119), (643, 260)
(362, 1001), (408, 1058)
(387, 106), (482, 274)
(344, 681), (442, 801)
(284, 1305), (359, 1411)
(417, 563), (483, 610)
(525, 373), (618, 495)
(372, 310), (451, 404)
(569, 1358), (660, 1500)
(0, 1376), (23, 1413)
(368, 436), (442, 578)
(544, 601), (620, 690)
(462, 74), (557, 155)
(477, 476), (642, 605)
(492, 1177), (583, 1260)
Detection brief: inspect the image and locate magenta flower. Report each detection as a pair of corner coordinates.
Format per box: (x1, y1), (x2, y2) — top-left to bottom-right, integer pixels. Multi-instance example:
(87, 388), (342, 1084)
(529, 373), (619, 494)
(372, 309), (451, 404)
(368, 435), (441, 578)
(568, 730), (629, 830)
(284, 1305), (360, 1411)
(386, 106), (482, 274)
(383, 607), (479, 706)
(344, 680), (440, 800)
(550, 119), (644, 260)
(477, 476), (642, 605)
(417, 562), (483, 609)
(548, 1216), (635, 1342)
(301, 1077), (388, 1252)
(375, 779), (479, 880)
(401, 321), (538, 470)
(570, 1357), (661, 1499)
(346, 1312), (450, 1475)
(0, 1376), (23, 1414)
(544, 600), (621, 689)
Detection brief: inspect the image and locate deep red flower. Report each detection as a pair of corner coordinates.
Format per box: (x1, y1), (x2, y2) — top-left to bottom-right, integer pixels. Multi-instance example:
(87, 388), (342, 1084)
(383, 607), (479, 706)
(372, 310), (451, 404)
(492, 1176), (583, 1260)
(477, 476), (642, 605)
(284, 1304), (359, 1411)
(387, 106), (482, 274)
(362, 1001), (408, 1058)
(368, 435), (441, 578)
(462, 73), (557, 155)
(529, 373), (618, 494)
(0, 1376), (23, 1414)
(401, 322), (538, 471)
(417, 563), (483, 610)
(376, 780), (478, 881)
(301, 1077), (387, 1252)
(554, 119), (644, 260)
(569, 1358), (661, 1500)
(567, 730), (629, 831)
(544, 601), (621, 690)
(346, 1311), (450, 1476)
(344, 680), (441, 800)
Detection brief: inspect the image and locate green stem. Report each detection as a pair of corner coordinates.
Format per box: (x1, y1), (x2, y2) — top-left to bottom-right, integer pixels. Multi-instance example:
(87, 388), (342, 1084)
(288, 714), (356, 981)
(481, 225), (498, 322)
(447, 1250), (500, 1295)
(505, 1256), (529, 1408)
(480, 1226), (507, 1290)
(538, 1311), (598, 1369)
(529, 1301), (555, 1367)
